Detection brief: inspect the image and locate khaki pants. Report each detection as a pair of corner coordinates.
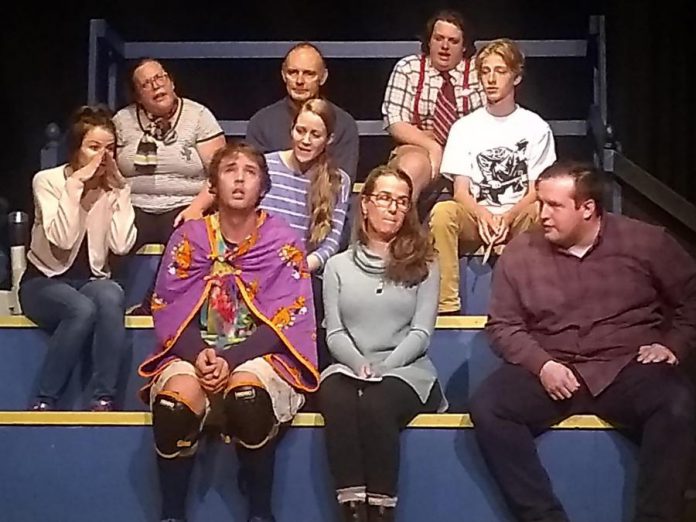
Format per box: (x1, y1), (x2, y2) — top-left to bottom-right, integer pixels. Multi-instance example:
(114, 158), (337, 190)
(429, 201), (539, 313)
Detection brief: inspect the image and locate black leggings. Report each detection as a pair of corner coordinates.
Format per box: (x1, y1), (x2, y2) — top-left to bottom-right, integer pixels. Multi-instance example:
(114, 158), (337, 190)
(132, 207), (184, 248)
(112, 207), (184, 307)
(311, 274), (330, 372)
(319, 374), (442, 497)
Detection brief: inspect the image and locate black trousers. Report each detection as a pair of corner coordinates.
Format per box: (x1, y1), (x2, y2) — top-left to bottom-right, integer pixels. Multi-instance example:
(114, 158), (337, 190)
(311, 274), (331, 372)
(470, 361), (696, 522)
(113, 207), (184, 306)
(319, 374), (441, 497)
(132, 207), (183, 247)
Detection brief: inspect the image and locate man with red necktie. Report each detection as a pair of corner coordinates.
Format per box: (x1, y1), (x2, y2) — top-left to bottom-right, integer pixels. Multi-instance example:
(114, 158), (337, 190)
(382, 9), (484, 202)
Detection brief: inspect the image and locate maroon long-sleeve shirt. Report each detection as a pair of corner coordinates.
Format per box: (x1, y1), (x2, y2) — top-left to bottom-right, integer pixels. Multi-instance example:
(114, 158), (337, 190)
(486, 213), (696, 395)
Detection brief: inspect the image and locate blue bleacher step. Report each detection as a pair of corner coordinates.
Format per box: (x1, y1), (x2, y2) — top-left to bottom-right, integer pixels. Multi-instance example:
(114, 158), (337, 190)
(0, 411), (637, 522)
(460, 255), (493, 315)
(0, 316), (486, 412)
(127, 245), (493, 315)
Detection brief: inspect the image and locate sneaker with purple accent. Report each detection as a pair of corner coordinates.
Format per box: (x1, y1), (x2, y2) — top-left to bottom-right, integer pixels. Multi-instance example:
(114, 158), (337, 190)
(90, 397), (115, 412)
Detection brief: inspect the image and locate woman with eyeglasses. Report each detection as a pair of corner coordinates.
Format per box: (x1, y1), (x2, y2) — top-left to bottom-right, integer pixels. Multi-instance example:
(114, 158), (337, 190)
(318, 165), (447, 522)
(113, 58), (226, 313)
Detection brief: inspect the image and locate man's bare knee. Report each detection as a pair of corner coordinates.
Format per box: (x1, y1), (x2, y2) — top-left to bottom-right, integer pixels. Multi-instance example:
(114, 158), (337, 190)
(390, 150), (432, 196)
(163, 374), (207, 415)
(227, 370), (265, 391)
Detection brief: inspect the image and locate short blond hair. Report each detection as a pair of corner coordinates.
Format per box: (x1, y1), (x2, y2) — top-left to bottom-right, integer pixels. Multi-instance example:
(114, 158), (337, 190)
(475, 38), (525, 78)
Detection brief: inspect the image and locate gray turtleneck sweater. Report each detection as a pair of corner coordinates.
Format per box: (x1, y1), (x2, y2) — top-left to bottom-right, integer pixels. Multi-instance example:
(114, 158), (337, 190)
(321, 243), (446, 407)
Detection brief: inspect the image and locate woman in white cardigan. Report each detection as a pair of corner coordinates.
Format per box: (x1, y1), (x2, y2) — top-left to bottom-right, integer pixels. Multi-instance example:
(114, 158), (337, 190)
(19, 106), (137, 412)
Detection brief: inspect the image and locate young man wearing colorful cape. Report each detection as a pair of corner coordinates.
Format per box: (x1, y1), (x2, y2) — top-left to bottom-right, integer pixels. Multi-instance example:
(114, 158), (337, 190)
(138, 141), (319, 522)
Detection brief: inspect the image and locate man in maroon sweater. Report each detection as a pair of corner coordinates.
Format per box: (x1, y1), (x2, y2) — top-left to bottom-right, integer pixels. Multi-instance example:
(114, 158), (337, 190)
(470, 161), (696, 522)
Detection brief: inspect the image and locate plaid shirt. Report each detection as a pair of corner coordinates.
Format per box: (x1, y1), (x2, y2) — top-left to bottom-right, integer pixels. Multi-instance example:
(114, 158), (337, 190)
(487, 213), (696, 396)
(382, 54), (485, 131)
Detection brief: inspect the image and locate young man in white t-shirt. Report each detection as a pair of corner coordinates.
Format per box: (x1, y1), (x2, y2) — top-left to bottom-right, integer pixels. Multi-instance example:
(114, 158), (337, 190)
(430, 39), (556, 314)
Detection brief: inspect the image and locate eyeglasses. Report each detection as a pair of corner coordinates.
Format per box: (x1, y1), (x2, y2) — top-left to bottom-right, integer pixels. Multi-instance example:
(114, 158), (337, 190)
(367, 192), (411, 212)
(139, 72), (170, 91)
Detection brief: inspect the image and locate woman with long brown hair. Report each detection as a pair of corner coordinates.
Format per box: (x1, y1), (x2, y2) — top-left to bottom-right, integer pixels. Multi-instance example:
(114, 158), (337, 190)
(260, 98), (351, 370)
(20, 106), (136, 411)
(259, 98), (350, 272)
(318, 165), (447, 522)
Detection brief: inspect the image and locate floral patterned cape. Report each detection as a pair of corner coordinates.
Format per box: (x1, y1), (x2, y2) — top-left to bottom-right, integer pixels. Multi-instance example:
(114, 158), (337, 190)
(138, 211), (319, 393)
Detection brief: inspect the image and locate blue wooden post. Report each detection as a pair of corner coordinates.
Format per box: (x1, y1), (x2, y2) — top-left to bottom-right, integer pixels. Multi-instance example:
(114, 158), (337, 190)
(40, 123), (61, 170)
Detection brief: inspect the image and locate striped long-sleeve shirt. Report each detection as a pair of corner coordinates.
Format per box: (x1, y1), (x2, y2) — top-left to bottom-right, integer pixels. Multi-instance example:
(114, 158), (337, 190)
(260, 151), (351, 268)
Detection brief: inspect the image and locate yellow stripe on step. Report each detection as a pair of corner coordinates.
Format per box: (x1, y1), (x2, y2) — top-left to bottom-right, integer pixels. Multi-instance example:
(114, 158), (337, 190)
(0, 412), (615, 430)
(136, 244), (165, 255)
(0, 316), (487, 329)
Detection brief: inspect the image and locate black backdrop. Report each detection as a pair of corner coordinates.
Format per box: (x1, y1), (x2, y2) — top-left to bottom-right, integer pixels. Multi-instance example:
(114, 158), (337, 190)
(1, 0), (693, 211)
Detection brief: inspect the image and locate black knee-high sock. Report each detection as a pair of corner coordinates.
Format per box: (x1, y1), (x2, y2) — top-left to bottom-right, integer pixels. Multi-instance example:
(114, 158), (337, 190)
(237, 439), (279, 518)
(157, 455), (195, 520)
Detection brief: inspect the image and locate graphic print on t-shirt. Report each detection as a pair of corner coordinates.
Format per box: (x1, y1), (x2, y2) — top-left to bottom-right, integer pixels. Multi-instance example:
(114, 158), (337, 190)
(475, 139), (529, 206)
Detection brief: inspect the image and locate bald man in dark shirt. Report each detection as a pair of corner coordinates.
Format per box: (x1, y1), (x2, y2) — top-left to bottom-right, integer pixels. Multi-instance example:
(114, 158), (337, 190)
(246, 42), (359, 183)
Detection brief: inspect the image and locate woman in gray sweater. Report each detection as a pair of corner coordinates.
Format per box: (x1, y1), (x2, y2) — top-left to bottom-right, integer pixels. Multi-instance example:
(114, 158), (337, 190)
(319, 165), (447, 522)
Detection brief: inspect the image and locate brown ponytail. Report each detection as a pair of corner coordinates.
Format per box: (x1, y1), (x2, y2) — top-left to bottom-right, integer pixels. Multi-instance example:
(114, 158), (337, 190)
(307, 149), (342, 246)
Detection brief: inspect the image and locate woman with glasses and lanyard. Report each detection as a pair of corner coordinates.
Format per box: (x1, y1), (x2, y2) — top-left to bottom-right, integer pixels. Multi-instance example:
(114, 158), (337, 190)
(318, 165), (447, 522)
(113, 58), (226, 314)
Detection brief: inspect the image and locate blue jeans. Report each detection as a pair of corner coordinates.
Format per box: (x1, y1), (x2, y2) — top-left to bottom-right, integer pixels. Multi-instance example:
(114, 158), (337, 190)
(19, 276), (127, 403)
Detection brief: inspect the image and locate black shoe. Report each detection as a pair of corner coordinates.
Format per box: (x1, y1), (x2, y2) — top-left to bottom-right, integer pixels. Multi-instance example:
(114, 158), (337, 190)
(30, 398), (55, 411)
(367, 504), (395, 522)
(126, 301), (151, 316)
(341, 500), (368, 522)
(90, 397), (115, 412)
